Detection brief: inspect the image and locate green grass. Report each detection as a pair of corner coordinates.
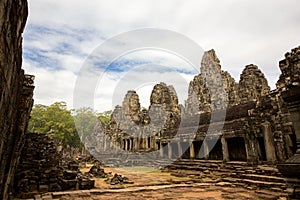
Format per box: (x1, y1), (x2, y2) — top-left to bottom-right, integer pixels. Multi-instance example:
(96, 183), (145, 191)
(118, 166), (158, 173)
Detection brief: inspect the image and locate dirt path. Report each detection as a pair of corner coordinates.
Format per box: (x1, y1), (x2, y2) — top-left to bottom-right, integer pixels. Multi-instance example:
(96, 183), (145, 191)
(36, 166), (287, 199)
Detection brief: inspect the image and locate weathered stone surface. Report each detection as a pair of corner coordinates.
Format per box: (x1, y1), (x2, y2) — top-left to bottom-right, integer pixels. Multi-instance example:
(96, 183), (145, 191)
(88, 163), (108, 178)
(77, 173), (95, 190)
(238, 64), (270, 103)
(0, 1), (34, 199)
(105, 173), (133, 185)
(221, 71), (239, 106)
(14, 133), (98, 197)
(185, 50), (237, 114)
(107, 83), (181, 151)
(100, 47), (297, 167)
(276, 45), (300, 199)
(277, 45), (300, 89)
(14, 133), (63, 196)
(149, 82), (181, 138)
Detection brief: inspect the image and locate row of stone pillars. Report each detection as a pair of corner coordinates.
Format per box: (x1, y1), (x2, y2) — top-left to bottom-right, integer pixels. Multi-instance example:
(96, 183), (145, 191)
(122, 136), (156, 151)
(156, 126), (277, 162)
(158, 140), (212, 160)
(157, 139), (222, 160)
(97, 122), (277, 163)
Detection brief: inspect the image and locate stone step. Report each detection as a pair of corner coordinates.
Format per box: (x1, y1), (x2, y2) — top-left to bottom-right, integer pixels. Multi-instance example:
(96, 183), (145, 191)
(167, 166), (236, 176)
(254, 189), (288, 199)
(168, 160), (283, 177)
(222, 177), (286, 190)
(236, 174), (286, 183)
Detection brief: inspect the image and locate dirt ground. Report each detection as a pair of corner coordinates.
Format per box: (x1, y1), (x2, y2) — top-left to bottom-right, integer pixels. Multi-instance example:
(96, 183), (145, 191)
(76, 165), (287, 200)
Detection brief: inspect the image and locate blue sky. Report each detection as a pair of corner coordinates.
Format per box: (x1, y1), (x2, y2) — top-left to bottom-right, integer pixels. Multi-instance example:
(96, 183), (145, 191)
(22, 0), (300, 111)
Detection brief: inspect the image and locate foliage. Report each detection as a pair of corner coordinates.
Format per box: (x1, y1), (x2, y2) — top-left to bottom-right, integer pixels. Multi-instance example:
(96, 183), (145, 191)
(97, 110), (112, 124)
(28, 102), (81, 148)
(73, 107), (98, 145)
(28, 102), (112, 148)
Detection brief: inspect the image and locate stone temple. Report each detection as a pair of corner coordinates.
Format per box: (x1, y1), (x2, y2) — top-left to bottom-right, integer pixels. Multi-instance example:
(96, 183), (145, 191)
(1, 1), (300, 199)
(95, 48), (298, 166)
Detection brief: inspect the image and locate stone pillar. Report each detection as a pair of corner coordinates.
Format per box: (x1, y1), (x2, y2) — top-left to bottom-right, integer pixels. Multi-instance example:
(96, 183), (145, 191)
(190, 142), (195, 159)
(152, 136), (156, 150)
(129, 139), (133, 150)
(262, 122), (277, 162)
(145, 137), (149, 150)
(140, 138), (144, 149)
(109, 140), (113, 150)
(203, 140), (209, 160)
(103, 139), (107, 151)
(114, 141), (118, 150)
(160, 142), (164, 157)
(135, 138), (139, 151)
(178, 142), (182, 158)
(246, 135), (258, 164)
(125, 139), (128, 151)
(168, 143), (172, 159)
(155, 141), (159, 151)
(278, 86), (300, 199)
(221, 136), (229, 161)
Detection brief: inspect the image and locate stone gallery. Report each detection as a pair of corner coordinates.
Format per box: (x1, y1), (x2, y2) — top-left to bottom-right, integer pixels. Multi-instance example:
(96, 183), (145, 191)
(94, 48), (298, 165)
(1, 0), (300, 199)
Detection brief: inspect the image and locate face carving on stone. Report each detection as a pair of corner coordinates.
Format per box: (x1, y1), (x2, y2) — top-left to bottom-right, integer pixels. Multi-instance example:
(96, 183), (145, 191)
(129, 93), (140, 114)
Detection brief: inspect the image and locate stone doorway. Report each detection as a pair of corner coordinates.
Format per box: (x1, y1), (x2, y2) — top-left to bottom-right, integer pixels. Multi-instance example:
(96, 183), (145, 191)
(207, 139), (223, 160)
(289, 133), (297, 154)
(193, 141), (204, 159)
(227, 137), (247, 161)
(257, 137), (267, 161)
(162, 143), (168, 157)
(147, 137), (151, 149)
(181, 142), (190, 159)
(170, 142), (179, 158)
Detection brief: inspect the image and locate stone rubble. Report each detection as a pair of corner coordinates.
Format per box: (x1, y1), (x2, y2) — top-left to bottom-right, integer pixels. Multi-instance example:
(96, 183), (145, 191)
(14, 133), (96, 198)
(88, 163), (109, 178)
(105, 173), (134, 185)
(0, 1), (34, 199)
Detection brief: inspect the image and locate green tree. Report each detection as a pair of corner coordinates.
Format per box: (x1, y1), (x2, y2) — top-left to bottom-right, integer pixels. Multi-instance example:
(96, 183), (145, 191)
(28, 102), (82, 148)
(73, 107), (98, 147)
(97, 110), (112, 125)
(28, 104), (48, 133)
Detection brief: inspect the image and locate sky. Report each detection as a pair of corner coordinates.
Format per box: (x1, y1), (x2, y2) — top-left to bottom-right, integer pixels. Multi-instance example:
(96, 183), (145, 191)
(22, 0), (300, 112)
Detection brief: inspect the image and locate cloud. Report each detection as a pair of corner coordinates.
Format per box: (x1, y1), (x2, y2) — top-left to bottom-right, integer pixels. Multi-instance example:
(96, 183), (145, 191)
(23, 60), (77, 108)
(23, 0), (300, 111)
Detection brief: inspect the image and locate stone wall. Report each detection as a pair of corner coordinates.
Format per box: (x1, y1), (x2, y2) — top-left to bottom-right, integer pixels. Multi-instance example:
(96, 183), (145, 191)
(181, 50), (294, 163)
(0, 0), (34, 199)
(107, 83), (181, 151)
(14, 133), (96, 198)
(100, 47), (298, 165)
(276, 45), (300, 199)
(14, 133), (63, 197)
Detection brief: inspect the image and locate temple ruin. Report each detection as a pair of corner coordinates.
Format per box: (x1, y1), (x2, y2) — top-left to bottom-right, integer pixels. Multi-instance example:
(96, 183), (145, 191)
(95, 48), (298, 166)
(0, 1), (35, 199)
(1, 0), (300, 199)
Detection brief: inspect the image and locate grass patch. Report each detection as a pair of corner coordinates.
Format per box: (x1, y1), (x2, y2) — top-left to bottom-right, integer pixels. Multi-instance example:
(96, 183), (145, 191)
(117, 166), (158, 173)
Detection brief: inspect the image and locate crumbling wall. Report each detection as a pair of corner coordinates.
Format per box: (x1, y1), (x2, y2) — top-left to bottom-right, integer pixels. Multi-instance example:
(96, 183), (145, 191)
(276, 46), (300, 89)
(185, 50), (239, 114)
(276, 45), (300, 200)
(103, 47), (297, 165)
(108, 83), (181, 150)
(0, 0), (34, 199)
(14, 133), (95, 198)
(14, 133), (63, 197)
(238, 64), (270, 103)
(150, 82), (181, 138)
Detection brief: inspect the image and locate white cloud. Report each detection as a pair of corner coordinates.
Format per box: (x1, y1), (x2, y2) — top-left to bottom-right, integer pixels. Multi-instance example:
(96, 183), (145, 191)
(23, 0), (300, 111)
(23, 60), (77, 108)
